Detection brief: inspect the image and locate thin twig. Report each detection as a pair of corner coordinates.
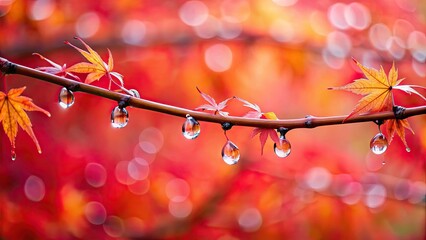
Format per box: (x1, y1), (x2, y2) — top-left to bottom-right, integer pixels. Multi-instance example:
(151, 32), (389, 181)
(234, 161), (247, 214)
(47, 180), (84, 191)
(1, 57), (426, 130)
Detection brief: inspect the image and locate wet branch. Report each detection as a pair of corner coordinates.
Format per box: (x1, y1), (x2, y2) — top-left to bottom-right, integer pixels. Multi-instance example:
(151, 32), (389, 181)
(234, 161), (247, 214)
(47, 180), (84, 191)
(1, 57), (426, 130)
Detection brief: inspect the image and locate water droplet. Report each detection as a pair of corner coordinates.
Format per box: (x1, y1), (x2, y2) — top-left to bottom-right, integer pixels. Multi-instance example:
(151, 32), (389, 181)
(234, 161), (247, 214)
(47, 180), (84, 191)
(370, 133), (388, 155)
(182, 115), (200, 139)
(111, 106), (129, 128)
(221, 140), (240, 165)
(129, 89), (140, 98)
(274, 137), (291, 158)
(58, 87), (75, 109)
(382, 160), (386, 165)
(405, 147), (411, 152)
(11, 149), (16, 161)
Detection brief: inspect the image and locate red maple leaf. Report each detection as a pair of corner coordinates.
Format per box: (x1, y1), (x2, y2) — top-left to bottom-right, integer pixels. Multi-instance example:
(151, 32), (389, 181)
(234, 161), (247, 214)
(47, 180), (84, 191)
(195, 87), (234, 116)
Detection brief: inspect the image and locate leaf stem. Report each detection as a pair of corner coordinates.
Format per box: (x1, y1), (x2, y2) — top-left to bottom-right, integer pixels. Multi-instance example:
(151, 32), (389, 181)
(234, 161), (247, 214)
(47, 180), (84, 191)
(1, 57), (426, 130)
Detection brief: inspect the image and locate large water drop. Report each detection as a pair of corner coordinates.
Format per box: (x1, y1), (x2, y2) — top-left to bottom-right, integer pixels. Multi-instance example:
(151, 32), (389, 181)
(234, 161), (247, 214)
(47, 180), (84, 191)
(111, 106), (129, 128)
(182, 115), (200, 139)
(370, 133), (388, 155)
(58, 87), (75, 109)
(274, 137), (291, 158)
(221, 140), (240, 165)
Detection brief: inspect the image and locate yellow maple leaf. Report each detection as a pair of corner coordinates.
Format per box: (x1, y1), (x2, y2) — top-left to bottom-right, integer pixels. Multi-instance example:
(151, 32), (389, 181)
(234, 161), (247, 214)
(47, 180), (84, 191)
(329, 59), (426, 120)
(330, 59), (426, 149)
(329, 59), (401, 120)
(65, 37), (123, 86)
(0, 87), (50, 153)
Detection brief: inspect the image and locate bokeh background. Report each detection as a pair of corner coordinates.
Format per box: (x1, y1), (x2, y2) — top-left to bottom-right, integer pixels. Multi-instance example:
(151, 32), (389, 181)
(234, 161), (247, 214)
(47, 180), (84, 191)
(0, 0), (425, 239)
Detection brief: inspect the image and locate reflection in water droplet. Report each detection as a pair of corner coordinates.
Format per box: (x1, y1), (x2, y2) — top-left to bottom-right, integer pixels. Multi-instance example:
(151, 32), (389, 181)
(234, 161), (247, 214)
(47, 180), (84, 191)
(405, 147), (411, 152)
(11, 149), (16, 161)
(274, 137), (291, 158)
(58, 87), (75, 109)
(370, 133), (388, 155)
(182, 116), (201, 139)
(221, 140), (240, 165)
(111, 106), (129, 128)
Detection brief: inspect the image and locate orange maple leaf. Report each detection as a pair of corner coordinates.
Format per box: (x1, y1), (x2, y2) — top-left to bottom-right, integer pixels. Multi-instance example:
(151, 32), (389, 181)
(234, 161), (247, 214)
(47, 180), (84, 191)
(0, 87), (50, 153)
(65, 37), (123, 87)
(329, 59), (426, 120)
(385, 118), (414, 151)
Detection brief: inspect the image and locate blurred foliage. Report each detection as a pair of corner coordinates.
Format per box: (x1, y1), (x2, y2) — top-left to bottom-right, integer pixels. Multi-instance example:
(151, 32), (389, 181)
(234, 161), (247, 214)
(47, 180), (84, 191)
(0, 0), (425, 239)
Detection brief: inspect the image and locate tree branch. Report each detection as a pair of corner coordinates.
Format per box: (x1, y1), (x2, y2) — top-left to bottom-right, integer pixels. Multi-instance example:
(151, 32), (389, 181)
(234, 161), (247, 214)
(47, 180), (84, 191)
(1, 57), (426, 130)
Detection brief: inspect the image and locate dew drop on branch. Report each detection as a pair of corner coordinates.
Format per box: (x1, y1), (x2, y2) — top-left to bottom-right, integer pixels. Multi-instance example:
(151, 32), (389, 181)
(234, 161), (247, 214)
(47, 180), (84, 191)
(182, 115), (200, 139)
(370, 133), (388, 155)
(111, 106), (129, 128)
(58, 87), (75, 109)
(274, 136), (291, 158)
(221, 140), (240, 165)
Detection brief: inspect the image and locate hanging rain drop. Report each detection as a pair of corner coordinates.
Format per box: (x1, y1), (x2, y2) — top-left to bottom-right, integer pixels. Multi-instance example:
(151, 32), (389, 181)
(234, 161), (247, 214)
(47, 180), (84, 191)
(11, 149), (16, 161)
(274, 137), (291, 158)
(182, 115), (200, 139)
(58, 87), (75, 109)
(111, 106), (129, 128)
(221, 140), (240, 165)
(370, 133), (388, 155)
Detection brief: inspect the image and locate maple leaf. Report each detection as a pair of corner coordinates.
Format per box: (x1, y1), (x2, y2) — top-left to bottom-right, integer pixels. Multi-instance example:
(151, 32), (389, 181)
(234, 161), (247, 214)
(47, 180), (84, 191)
(329, 59), (426, 120)
(195, 87), (234, 116)
(385, 119), (414, 151)
(65, 37), (124, 87)
(0, 87), (51, 153)
(330, 59), (426, 149)
(33, 53), (80, 80)
(236, 97), (280, 154)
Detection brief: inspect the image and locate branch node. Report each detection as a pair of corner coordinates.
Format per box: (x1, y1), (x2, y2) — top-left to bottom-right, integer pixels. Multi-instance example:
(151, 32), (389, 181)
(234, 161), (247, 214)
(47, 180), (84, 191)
(118, 96), (131, 109)
(67, 83), (80, 92)
(393, 105), (406, 119)
(0, 58), (16, 74)
(277, 127), (289, 137)
(304, 115), (314, 128)
(221, 122), (233, 131)
(373, 119), (384, 126)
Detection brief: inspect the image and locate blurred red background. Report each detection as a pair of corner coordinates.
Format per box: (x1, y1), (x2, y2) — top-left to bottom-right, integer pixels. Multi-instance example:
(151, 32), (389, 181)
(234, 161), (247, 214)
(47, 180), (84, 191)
(0, 0), (425, 239)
